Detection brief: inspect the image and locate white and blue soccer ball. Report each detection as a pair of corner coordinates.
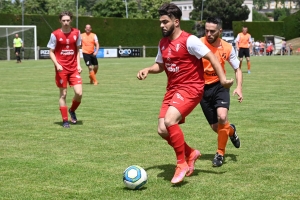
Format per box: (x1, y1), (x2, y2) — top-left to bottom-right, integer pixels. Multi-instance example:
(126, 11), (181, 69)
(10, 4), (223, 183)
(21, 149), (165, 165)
(123, 165), (148, 190)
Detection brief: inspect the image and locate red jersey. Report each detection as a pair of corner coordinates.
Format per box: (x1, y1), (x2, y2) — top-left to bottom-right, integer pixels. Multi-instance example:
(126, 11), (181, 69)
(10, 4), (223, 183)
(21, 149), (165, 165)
(48, 28), (81, 72)
(158, 31), (205, 96)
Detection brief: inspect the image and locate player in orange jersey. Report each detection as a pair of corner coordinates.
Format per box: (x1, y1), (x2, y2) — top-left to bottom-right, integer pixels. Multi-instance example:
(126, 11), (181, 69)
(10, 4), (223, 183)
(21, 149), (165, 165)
(201, 17), (243, 167)
(236, 26), (252, 74)
(47, 11), (82, 128)
(137, 3), (233, 184)
(81, 24), (99, 85)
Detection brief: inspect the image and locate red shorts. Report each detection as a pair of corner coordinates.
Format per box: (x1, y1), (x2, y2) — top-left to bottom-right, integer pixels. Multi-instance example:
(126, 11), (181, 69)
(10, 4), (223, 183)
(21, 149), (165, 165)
(158, 89), (203, 124)
(55, 70), (82, 88)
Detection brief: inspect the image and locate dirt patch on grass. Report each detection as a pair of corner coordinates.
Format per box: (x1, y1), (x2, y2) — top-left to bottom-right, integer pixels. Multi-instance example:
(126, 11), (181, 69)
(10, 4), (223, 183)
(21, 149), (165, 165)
(287, 37), (300, 52)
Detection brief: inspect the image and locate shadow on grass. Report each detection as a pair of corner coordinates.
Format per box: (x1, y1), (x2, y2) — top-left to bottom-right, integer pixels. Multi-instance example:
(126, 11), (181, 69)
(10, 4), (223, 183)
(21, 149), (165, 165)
(54, 120), (83, 126)
(122, 186), (148, 191)
(144, 153), (238, 184)
(200, 153), (238, 163)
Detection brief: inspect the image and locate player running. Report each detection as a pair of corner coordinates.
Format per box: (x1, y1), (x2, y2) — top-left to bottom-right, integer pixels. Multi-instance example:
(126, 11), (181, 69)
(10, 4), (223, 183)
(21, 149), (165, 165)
(200, 17), (243, 167)
(137, 3), (233, 184)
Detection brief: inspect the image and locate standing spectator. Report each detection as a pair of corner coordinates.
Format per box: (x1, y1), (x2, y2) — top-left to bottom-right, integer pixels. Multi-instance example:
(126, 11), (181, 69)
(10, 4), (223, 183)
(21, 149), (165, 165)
(200, 17), (242, 167)
(260, 41), (265, 56)
(13, 33), (23, 63)
(282, 39), (286, 55)
(47, 11), (83, 128)
(287, 43), (293, 55)
(266, 40), (274, 56)
(254, 40), (260, 56)
(137, 3), (233, 184)
(81, 24), (99, 85)
(235, 26), (252, 74)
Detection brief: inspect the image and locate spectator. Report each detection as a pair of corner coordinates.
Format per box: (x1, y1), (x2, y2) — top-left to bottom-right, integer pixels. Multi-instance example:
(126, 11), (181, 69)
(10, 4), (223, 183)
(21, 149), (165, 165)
(260, 41), (265, 56)
(282, 39), (286, 55)
(254, 40), (260, 56)
(266, 40), (274, 56)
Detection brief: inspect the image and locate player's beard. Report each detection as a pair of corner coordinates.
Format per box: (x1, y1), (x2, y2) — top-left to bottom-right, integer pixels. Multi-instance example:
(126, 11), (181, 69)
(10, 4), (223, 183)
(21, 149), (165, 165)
(162, 24), (174, 37)
(207, 34), (219, 44)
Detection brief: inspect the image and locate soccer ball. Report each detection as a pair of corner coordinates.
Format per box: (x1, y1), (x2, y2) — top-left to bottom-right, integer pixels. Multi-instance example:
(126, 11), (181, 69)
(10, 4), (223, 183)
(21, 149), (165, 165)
(123, 165), (148, 190)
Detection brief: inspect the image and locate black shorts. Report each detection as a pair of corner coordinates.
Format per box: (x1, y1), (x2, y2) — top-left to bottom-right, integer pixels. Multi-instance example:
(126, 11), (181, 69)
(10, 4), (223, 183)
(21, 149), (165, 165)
(238, 48), (250, 58)
(200, 81), (230, 124)
(15, 47), (21, 54)
(83, 53), (98, 66)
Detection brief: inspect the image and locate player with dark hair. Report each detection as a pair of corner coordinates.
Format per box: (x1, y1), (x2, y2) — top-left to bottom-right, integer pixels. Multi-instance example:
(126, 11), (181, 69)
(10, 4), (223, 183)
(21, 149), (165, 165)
(81, 24), (99, 85)
(236, 26), (252, 74)
(13, 33), (23, 63)
(200, 17), (242, 167)
(137, 3), (233, 184)
(47, 11), (82, 128)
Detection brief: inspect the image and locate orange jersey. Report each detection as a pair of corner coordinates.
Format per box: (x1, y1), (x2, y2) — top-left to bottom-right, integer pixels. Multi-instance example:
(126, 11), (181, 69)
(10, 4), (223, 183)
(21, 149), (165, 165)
(236, 33), (251, 48)
(201, 37), (239, 85)
(81, 32), (98, 54)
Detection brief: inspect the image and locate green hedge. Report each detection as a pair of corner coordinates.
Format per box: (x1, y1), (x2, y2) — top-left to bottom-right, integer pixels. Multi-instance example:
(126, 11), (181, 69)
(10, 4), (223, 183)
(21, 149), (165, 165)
(232, 21), (284, 41)
(283, 11), (300, 40)
(0, 14), (195, 48)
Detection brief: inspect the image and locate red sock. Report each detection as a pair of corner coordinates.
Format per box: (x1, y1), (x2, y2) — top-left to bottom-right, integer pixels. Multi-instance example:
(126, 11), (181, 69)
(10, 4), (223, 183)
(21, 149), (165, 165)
(166, 124), (185, 164)
(163, 136), (193, 158)
(247, 61), (251, 70)
(184, 143), (193, 158)
(70, 99), (81, 112)
(163, 136), (172, 146)
(59, 106), (68, 121)
(217, 123), (230, 156)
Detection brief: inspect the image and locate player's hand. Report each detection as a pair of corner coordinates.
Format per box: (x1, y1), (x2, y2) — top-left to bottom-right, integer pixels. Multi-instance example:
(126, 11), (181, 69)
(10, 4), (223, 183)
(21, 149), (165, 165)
(56, 64), (63, 72)
(77, 66), (82, 74)
(93, 52), (97, 57)
(221, 78), (234, 89)
(137, 68), (149, 80)
(233, 87), (243, 103)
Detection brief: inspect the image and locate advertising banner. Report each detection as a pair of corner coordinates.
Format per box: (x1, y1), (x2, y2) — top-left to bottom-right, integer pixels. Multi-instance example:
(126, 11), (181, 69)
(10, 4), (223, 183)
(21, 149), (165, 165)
(39, 49), (50, 59)
(118, 48), (141, 57)
(94, 48), (118, 58)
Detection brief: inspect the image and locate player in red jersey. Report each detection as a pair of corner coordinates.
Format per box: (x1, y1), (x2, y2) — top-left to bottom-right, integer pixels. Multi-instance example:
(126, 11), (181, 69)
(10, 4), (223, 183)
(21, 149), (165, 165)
(47, 11), (82, 128)
(137, 3), (233, 184)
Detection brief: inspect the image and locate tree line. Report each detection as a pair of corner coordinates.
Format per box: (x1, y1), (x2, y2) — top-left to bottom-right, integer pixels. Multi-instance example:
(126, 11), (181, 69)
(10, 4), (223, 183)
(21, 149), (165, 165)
(1, 0), (298, 27)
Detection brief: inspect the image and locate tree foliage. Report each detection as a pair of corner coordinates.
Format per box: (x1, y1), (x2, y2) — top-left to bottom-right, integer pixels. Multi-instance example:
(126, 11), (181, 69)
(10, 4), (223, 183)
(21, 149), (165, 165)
(253, 0), (267, 10)
(253, 9), (270, 21)
(190, 0), (250, 29)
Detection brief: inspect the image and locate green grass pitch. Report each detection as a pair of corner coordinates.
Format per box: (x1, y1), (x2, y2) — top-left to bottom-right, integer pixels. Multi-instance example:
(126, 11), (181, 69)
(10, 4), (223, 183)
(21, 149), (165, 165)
(0, 56), (299, 199)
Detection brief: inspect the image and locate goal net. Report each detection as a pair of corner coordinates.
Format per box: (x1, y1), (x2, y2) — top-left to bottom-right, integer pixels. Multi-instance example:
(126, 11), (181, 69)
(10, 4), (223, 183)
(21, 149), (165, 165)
(0, 26), (37, 61)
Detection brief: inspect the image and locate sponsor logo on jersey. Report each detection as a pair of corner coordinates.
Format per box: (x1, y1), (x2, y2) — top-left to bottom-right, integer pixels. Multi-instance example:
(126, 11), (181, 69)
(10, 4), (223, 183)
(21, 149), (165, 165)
(165, 62), (179, 73)
(60, 50), (74, 55)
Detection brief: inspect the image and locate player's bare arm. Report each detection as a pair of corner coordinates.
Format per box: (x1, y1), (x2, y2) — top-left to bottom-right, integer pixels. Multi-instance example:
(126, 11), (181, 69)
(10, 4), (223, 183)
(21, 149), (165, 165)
(233, 67), (243, 102)
(49, 49), (63, 71)
(76, 46), (82, 73)
(94, 41), (99, 56)
(203, 51), (233, 88)
(137, 63), (164, 80)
